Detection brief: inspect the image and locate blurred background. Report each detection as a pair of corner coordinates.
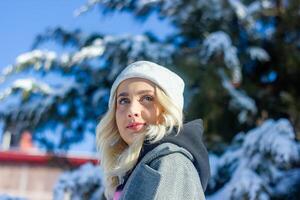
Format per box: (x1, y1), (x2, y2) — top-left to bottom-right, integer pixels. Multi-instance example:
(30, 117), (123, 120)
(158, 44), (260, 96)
(0, 0), (299, 200)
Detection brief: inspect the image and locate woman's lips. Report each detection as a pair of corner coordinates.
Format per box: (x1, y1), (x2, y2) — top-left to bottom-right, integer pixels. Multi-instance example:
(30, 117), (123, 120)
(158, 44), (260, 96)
(127, 123), (146, 131)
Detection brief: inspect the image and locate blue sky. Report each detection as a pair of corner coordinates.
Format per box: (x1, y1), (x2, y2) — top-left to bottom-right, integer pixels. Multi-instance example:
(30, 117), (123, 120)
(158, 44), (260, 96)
(0, 0), (175, 70)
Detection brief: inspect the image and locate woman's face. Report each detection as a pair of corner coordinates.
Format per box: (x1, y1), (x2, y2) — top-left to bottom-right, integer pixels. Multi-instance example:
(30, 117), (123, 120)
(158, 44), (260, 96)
(115, 78), (163, 145)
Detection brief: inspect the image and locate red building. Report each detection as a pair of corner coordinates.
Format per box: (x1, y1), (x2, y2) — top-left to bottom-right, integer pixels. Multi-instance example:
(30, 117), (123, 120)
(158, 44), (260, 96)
(0, 149), (98, 200)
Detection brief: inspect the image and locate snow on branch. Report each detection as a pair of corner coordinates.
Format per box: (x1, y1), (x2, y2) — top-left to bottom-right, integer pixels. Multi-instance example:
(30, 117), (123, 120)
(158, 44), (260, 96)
(69, 38), (105, 65)
(0, 78), (53, 116)
(13, 78), (53, 94)
(0, 74), (79, 127)
(0, 29), (173, 152)
(74, 0), (102, 17)
(228, 0), (256, 21)
(243, 119), (299, 167)
(0, 50), (58, 84)
(53, 163), (104, 200)
(247, 46), (270, 62)
(201, 31), (242, 84)
(16, 50), (57, 71)
(217, 68), (257, 123)
(1, 32), (173, 85)
(228, 0), (281, 40)
(75, 0), (220, 23)
(207, 118), (300, 200)
(1, 40), (105, 81)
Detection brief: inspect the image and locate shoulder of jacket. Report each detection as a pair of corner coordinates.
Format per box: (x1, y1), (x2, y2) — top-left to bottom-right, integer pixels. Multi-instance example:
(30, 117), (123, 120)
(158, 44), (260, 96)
(140, 142), (194, 165)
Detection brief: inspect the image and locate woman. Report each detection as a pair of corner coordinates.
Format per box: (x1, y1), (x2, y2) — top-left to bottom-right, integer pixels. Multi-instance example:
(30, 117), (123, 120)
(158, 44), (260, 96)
(96, 61), (210, 200)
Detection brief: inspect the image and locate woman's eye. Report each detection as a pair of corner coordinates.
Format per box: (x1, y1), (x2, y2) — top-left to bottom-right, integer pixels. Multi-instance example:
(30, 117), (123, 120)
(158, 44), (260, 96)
(118, 98), (129, 105)
(141, 95), (154, 102)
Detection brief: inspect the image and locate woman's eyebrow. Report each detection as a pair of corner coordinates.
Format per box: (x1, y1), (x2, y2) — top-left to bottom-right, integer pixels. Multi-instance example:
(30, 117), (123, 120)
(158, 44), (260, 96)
(117, 90), (154, 98)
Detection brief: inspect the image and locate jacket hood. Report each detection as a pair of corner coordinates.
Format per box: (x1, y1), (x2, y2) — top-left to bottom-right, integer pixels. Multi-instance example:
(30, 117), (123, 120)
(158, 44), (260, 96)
(140, 119), (211, 191)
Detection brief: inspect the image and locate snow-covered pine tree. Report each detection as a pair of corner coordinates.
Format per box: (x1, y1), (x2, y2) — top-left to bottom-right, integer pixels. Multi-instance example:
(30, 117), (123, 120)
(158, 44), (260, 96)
(207, 118), (300, 200)
(53, 163), (104, 200)
(67, 0), (300, 143)
(0, 1), (299, 198)
(0, 30), (174, 151)
(0, 0), (300, 199)
(2, 0), (299, 150)
(0, 0), (280, 150)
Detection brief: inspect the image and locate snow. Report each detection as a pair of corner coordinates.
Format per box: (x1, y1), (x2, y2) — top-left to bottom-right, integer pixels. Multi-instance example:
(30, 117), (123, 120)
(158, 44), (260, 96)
(243, 119), (299, 167)
(261, 0), (275, 9)
(1, 65), (14, 77)
(202, 31), (242, 84)
(0, 71), (79, 117)
(53, 163), (104, 200)
(207, 119), (300, 200)
(1, 39), (106, 82)
(49, 119), (299, 200)
(247, 1), (261, 15)
(224, 46), (241, 84)
(13, 78), (53, 94)
(71, 39), (105, 64)
(16, 50), (57, 70)
(227, 0), (279, 40)
(137, 0), (161, 8)
(247, 47), (270, 61)
(229, 0), (247, 20)
(0, 68), (85, 152)
(73, 0), (101, 17)
(0, 3), (299, 198)
(208, 167), (270, 200)
(228, 0), (260, 22)
(217, 68), (257, 123)
(0, 92), (23, 115)
(60, 53), (71, 65)
(207, 154), (220, 188)
(202, 31), (232, 58)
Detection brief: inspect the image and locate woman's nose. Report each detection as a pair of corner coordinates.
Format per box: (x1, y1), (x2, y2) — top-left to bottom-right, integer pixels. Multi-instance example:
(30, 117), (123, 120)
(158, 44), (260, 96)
(127, 101), (140, 118)
(128, 113), (139, 118)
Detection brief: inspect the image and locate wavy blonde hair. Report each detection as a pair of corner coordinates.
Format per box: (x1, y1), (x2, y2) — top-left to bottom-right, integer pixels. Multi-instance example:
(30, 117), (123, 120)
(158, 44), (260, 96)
(96, 85), (183, 199)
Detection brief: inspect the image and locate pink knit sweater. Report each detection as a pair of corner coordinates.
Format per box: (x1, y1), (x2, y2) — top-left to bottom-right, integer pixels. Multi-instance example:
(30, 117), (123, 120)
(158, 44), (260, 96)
(113, 190), (122, 200)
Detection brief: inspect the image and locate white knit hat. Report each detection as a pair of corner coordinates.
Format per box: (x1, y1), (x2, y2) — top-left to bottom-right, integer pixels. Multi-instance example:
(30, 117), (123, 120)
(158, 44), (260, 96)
(108, 61), (185, 110)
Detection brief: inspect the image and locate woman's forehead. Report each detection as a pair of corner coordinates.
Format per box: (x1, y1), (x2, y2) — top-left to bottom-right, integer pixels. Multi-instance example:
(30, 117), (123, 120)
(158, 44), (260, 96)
(116, 78), (156, 94)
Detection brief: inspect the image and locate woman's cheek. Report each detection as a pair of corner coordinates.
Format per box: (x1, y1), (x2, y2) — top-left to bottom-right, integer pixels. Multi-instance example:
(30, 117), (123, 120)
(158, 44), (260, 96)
(115, 108), (123, 123)
(116, 105), (126, 113)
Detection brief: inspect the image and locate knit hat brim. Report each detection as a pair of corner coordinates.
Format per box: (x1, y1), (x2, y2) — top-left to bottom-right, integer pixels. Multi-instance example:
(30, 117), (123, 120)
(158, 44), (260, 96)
(108, 61), (185, 110)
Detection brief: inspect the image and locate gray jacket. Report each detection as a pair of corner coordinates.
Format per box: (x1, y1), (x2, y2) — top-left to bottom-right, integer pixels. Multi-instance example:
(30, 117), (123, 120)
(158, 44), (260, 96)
(119, 142), (206, 200)
(119, 119), (209, 200)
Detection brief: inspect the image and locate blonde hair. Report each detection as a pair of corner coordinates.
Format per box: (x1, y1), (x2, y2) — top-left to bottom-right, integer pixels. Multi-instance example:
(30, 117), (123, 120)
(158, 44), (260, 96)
(96, 85), (183, 199)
